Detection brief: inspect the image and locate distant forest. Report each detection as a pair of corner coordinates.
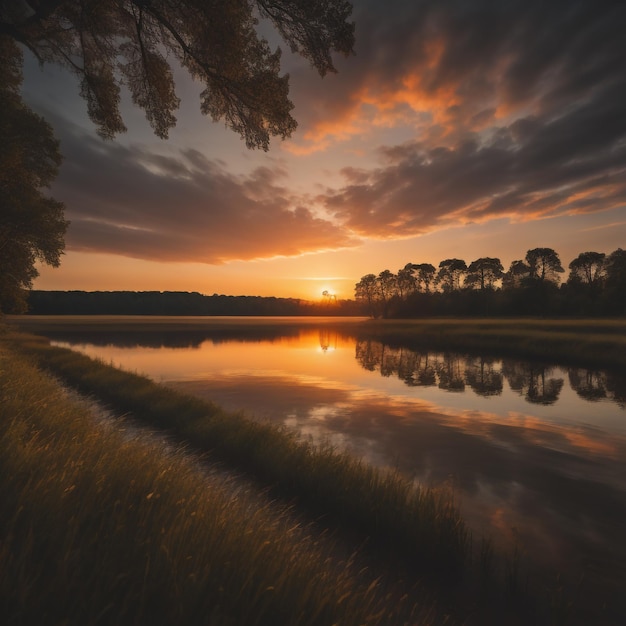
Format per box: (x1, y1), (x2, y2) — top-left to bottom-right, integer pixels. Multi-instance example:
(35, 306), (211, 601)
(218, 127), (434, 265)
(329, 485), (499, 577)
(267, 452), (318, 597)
(19, 247), (626, 318)
(25, 290), (362, 316)
(355, 247), (626, 317)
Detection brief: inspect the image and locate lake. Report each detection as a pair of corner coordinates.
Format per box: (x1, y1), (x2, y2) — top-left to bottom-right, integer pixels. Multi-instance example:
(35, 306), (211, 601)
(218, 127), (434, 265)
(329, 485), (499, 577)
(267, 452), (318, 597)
(30, 316), (626, 622)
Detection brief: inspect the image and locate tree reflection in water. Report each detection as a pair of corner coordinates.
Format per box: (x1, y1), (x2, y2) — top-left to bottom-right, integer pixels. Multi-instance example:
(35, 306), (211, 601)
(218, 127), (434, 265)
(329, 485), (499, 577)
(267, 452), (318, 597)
(568, 368), (626, 408)
(501, 361), (564, 405)
(436, 354), (466, 392)
(353, 338), (626, 408)
(464, 357), (503, 396)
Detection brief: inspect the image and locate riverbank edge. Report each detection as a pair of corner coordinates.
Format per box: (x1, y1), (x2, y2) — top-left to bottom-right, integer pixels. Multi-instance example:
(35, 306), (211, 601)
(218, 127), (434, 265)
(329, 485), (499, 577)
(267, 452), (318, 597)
(0, 338), (429, 626)
(7, 315), (626, 369)
(0, 325), (557, 624)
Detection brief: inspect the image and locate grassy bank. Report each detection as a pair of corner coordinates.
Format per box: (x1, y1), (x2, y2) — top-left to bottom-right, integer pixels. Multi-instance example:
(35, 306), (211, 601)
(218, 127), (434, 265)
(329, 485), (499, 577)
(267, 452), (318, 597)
(1, 324), (568, 624)
(1, 341), (440, 626)
(2, 328), (470, 582)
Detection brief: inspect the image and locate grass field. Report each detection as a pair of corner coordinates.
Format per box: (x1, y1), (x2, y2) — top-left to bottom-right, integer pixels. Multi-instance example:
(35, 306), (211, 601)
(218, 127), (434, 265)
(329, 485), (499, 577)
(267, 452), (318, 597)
(1, 336), (445, 626)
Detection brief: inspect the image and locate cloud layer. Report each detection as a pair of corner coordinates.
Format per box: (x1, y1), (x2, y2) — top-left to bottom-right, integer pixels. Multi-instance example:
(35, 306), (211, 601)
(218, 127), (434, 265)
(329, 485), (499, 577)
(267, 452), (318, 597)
(38, 0), (626, 262)
(298, 0), (626, 237)
(52, 123), (357, 263)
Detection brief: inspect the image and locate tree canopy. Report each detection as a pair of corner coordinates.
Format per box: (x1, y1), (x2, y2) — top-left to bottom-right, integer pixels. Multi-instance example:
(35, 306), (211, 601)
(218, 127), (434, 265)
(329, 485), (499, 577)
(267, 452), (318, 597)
(0, 0), (355, 149)
(0, 0), (354, 312)
(436, 258), (467, 292)
(525, 248), (564, 284)
(0, 37), (68, 312)
(568, 251), (606, 287)
(465, 257), (503, 291)
(354, 246), (625, 318)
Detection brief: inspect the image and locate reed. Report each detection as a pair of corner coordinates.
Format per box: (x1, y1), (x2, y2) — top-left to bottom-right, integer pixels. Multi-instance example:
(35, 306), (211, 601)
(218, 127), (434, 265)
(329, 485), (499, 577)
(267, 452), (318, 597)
(0, 343), (429, 626)
(1, 326), (564, 624)
(3, 329), (470, 582)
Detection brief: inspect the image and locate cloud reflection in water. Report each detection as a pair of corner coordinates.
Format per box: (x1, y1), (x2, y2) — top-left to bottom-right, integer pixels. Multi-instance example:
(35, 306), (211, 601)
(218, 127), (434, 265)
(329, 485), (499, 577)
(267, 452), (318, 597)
(54, 327), (626, 616)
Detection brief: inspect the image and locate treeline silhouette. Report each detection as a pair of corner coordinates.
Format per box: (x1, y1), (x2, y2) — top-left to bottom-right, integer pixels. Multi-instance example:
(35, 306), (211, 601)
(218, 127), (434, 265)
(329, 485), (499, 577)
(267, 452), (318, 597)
(355, 247), (626, 317)
(25, 290), (362, 316)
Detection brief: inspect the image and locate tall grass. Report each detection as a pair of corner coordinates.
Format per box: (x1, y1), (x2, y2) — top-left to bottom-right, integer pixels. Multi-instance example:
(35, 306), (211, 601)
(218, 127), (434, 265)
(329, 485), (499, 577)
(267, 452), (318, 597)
(3, 329), (470, 583)
(0, 344), (434, 626)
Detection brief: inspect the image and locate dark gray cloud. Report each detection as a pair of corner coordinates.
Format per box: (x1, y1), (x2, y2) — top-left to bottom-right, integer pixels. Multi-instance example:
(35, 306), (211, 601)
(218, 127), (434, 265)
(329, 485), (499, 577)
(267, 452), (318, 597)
(321, 94), (626, 235)
(50, 119), (357, 262)
(293, 0), (626, 135)
(26, 0), (626, 254)
(302, 0), (626, 236)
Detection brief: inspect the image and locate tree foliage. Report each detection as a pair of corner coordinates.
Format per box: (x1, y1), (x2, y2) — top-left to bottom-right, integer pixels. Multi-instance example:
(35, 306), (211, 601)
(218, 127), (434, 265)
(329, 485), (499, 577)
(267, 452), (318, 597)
(0, 0), (355, 149)
(465, 257), (503, 291)
(568, 251), (606, 287)
(413, 263), (436, 293)
(354, 273), (378, 316)
(355, 247), (625, 318)
(502, 260), (530, 290)
(525, 248), (564, 284)
(436, 258), (467, 292)
(396, 263), (416, 299)
(603, 248), (626, 314)
(0, 37), (68, 312)
(0, 0), (354, 311)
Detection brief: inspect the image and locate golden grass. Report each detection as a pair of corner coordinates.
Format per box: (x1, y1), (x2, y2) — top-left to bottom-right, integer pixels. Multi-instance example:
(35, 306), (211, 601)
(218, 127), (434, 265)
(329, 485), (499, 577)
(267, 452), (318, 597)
(2, 327), (471, 583)
(0, 342), (432, 625)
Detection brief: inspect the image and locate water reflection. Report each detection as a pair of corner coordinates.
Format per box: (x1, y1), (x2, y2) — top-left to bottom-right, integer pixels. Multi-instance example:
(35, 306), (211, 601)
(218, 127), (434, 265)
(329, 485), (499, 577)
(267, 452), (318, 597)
(48, 327), (626, 411)
(40, 323), (626, 412)
(47, 324), (626, 621)
(464, 358), (503, 396)
(354, 338), (626, 409)
(319, 329), (338, 352)
(168, 371), (626, 599)
(568, 368), (626, 408)
(39, 326), (305, 349)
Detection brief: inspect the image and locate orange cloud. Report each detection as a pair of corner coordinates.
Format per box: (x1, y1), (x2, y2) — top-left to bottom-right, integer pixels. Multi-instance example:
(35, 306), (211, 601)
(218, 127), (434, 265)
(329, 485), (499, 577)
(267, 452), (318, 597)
(288, 68), (465, 154)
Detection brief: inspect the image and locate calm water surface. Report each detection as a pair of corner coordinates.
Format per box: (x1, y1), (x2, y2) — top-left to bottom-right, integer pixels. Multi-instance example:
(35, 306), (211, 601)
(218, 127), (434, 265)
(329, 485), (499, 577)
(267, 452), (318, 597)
(50, 319), (626, 619)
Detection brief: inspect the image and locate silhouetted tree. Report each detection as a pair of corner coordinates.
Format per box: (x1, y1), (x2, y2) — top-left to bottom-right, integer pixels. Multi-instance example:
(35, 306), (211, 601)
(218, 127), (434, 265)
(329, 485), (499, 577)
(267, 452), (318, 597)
(0, 38), (68, 312)
(358, 245), (625, 317)
(376, 269), (397, 316)
(413, 263), (436, 292)
(396, 263), (416, 299)
(525, 248), (564, 284)
(568, 251), (606, 287)
(603, 248), (626, 314)
(564, 251), (607, 314)
(355, 273), (378, 317)
(436, 259), (467, 292)
(502, 260), (530, 290)
(0, 0), (355, 148)
(465, 257), (503, 290)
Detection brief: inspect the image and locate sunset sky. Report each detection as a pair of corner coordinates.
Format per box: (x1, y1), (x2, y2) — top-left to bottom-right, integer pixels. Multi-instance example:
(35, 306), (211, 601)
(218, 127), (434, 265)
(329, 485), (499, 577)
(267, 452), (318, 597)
(22, 0), (626, 301)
